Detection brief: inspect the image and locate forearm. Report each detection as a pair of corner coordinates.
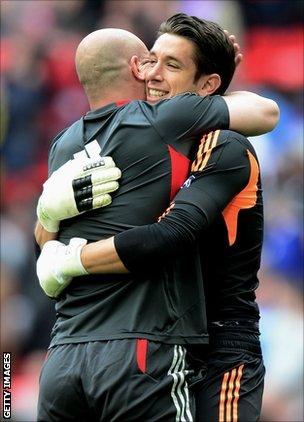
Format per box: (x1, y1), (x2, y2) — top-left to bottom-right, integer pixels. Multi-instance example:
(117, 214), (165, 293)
(34, 221), (57, 249)
(224, 91), (280, 136)
(81, 237), (129, 273)
(79, 203), (207, 274)
(114, 202), (209, 272)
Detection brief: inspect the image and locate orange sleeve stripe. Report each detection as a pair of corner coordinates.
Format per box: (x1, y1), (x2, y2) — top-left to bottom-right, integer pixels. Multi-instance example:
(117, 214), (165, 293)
(222, 150), (259, 246)
(197, 129), (220, 172)
(191, 130), (220, 172)
(158, 202), (175, 222)
(191, 133), (208, 171)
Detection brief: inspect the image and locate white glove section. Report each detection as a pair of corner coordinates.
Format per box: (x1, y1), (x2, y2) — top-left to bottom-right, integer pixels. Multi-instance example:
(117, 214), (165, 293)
(37, 156), (121, 232)
(37, 238), (88, 298)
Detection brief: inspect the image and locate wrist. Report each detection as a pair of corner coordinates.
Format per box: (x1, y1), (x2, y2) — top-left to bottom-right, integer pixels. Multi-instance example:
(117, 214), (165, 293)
(37, 198), (59, 233)
(80, 244), (90, 273)
(80, 237), (128, 274)
(79, 241), (102, 274)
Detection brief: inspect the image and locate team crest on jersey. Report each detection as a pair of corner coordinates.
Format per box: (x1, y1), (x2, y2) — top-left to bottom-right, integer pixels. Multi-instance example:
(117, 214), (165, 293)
(182, 175), (196, 189)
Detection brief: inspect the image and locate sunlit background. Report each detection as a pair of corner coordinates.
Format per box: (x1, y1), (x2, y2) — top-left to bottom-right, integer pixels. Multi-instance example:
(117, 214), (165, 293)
(1, 1), (303, 420)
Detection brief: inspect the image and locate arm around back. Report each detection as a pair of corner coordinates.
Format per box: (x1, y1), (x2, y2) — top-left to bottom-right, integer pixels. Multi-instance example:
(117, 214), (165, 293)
(224, 91), (280, 136)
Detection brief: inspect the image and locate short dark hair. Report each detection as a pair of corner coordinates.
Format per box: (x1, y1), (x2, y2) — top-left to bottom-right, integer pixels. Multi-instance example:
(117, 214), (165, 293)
(158, 13), (235, 95)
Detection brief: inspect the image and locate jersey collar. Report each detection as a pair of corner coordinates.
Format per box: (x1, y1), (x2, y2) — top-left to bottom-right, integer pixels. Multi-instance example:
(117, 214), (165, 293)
(84, 100), (132, 120)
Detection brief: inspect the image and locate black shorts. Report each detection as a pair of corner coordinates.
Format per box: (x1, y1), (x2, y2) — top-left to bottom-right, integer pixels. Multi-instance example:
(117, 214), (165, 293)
(193, 326), (265, 422)
(38, 339), (195, 422)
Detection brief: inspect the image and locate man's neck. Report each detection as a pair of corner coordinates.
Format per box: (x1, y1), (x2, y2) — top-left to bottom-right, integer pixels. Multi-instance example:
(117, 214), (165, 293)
(88, 87), (146, 111)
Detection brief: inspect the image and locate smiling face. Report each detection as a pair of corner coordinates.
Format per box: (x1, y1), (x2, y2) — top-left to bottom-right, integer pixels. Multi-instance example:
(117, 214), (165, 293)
(146, 33), (207, 103)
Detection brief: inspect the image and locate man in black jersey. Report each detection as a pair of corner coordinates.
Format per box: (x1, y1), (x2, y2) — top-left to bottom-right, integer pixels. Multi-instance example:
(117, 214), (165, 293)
(71, 127), (265, 422)
(36, 15), (278, 421)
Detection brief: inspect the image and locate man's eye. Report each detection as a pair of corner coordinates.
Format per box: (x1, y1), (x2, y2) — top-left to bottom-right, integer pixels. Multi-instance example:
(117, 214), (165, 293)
(168, 63), (179, 69)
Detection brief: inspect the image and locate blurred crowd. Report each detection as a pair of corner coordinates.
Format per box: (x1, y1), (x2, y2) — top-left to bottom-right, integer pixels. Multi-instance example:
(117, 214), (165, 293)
(1, 1), (303, 420)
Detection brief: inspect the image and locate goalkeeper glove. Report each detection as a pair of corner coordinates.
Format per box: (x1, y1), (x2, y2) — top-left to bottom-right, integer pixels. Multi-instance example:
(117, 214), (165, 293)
(37, 156), (121, 232)
(37, 238), (88, 298)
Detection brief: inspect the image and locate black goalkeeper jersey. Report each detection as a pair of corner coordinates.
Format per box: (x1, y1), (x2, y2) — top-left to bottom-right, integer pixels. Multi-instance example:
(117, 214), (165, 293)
(115, 130), (263, 324)
(47, 93), (229, 347)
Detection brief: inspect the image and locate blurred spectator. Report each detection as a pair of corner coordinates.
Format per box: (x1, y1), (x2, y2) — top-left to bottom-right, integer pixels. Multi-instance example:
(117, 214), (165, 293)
(1, 35), (47, 171)
(239, 0), (303, 91)
(257, 272), (303, 421)
(181, 0), (244, 39)
(98, 0), (179, 48)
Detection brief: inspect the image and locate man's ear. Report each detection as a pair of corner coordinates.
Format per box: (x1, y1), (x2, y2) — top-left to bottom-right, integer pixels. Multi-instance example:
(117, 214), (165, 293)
(197, 73), (221, 95)
(130, 55), (146, 81)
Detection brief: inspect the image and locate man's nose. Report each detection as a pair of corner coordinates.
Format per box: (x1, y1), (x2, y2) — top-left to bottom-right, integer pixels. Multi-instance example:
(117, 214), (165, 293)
(147, 62), (164, 82)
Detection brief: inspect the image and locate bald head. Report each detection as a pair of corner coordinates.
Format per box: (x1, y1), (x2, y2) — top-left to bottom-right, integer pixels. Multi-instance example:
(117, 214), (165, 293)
(75, 28), (148, 106)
